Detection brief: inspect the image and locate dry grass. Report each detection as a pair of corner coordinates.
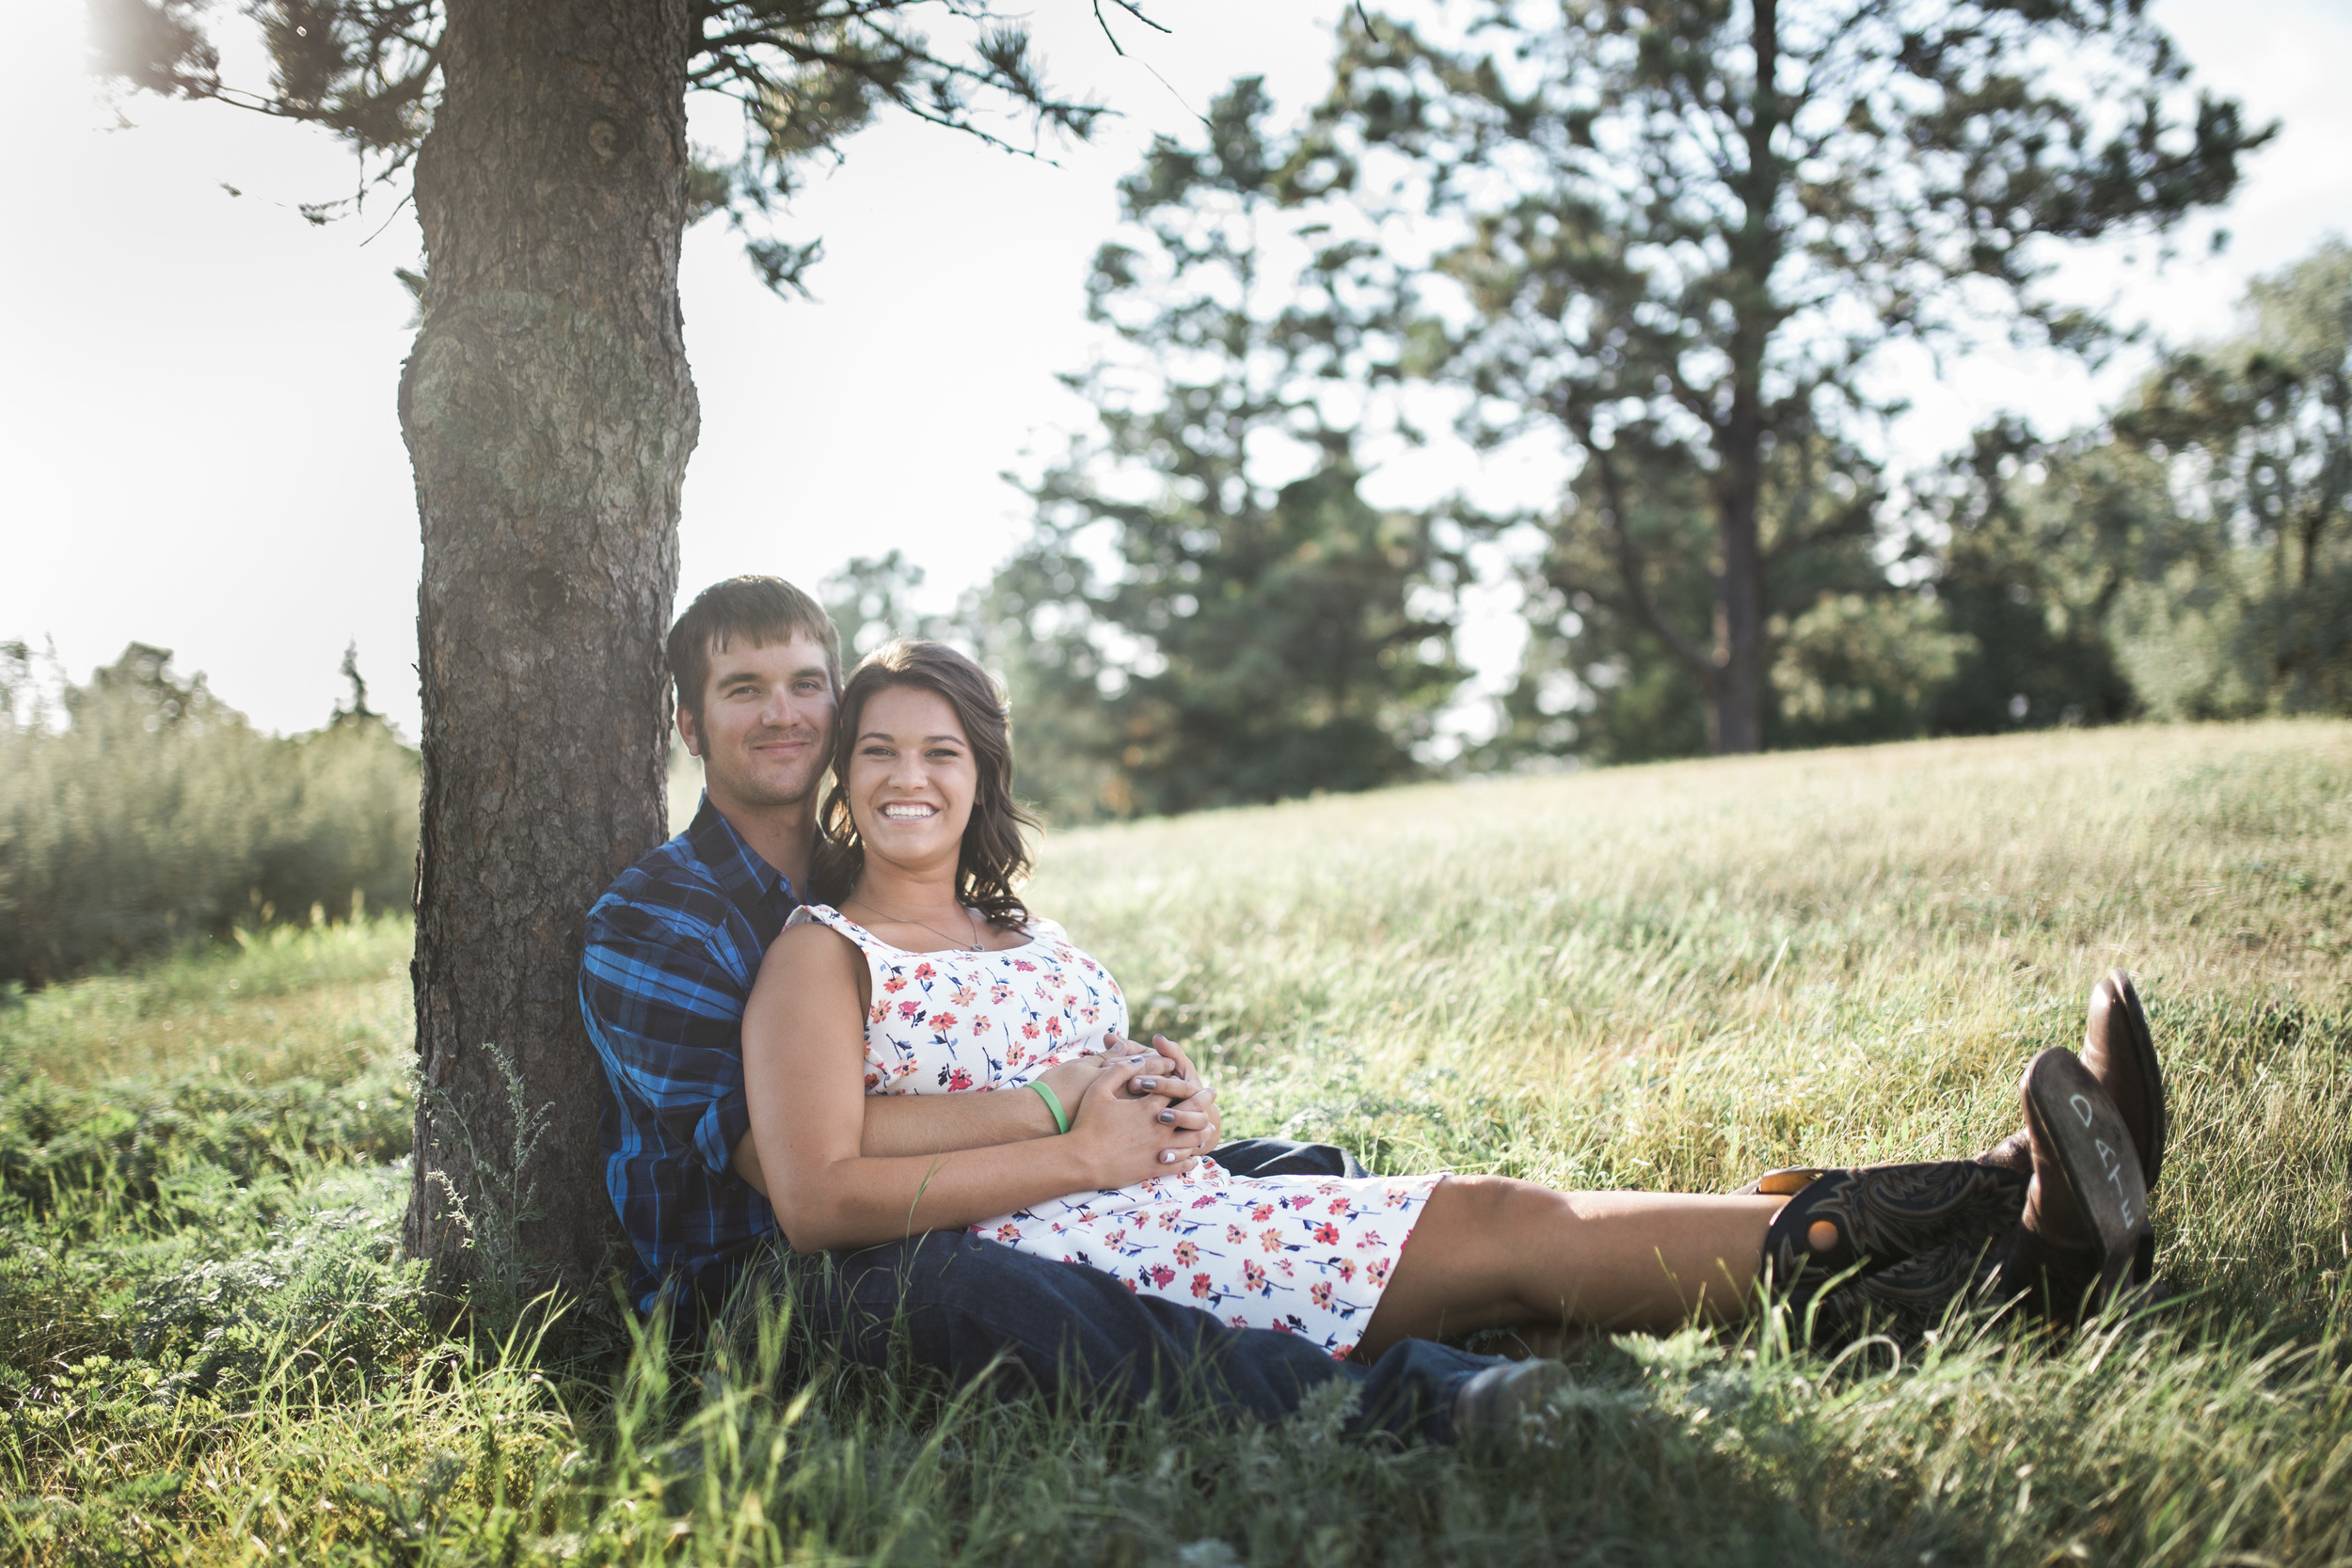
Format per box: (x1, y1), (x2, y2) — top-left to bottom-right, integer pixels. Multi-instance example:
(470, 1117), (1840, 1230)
(6, 920), (411, 1090)
(1034, 720), (2352, 1321)
(5, 719), (2348, 1565)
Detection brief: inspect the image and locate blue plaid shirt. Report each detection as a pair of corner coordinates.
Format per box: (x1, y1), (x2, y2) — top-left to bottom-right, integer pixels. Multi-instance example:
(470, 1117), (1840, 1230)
(580, 796), (798, 1312)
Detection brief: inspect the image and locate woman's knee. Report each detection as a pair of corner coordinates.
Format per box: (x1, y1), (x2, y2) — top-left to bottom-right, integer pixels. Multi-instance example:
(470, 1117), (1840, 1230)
(1428, 1174), (1564, 1237)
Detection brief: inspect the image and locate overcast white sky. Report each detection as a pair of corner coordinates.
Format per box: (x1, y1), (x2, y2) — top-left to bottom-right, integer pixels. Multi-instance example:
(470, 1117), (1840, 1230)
(2, 0), (2346, 738)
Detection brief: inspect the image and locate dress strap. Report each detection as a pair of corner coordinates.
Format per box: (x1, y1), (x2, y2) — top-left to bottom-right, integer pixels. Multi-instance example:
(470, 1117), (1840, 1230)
(786, 903), (879, 952)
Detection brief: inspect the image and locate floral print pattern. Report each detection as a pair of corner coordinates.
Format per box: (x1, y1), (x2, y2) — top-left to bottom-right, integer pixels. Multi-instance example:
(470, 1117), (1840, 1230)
(794, 906), (1119, 1091)
(787, 904), (1438, 1359)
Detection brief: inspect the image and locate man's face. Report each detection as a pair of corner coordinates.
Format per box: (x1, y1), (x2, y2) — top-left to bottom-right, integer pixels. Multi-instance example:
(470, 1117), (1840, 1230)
(678, 633), (836, 813)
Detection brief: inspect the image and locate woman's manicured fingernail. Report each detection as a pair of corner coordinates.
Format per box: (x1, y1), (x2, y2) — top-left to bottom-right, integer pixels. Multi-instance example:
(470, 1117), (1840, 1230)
(1157, 1110), (1175, 1124)
(1159, 1149), (1178, 1164)
(1136, 1077), (1157, 1091)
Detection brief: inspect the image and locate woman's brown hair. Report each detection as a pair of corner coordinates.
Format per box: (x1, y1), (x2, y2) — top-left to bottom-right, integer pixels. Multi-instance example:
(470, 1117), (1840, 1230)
(809, 640), (1040, 928)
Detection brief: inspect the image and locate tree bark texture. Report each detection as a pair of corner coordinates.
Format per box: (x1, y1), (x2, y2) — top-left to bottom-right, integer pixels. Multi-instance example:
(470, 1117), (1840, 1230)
(1711, 480), (1765, 755)
(398, 0), (698, 1292)
(1707, 0), (1785, 757)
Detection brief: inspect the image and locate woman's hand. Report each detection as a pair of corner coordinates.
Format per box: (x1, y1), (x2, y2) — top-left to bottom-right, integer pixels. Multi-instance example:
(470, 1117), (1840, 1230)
(1067, 1057), (1204, 1187)
(1118, 1030), (1200, 1085)
(1030, 1051), (1160, 1120)
(1034, 1045), (1210, 1131)
(1101, 1032), (1221, 1156)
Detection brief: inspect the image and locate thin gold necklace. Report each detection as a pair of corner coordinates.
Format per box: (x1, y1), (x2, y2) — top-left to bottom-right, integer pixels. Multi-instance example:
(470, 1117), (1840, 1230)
(848, 889), (986, 953)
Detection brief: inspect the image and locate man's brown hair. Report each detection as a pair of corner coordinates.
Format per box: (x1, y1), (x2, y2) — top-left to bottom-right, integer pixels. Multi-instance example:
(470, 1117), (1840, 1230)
(666, 576), (840, 727)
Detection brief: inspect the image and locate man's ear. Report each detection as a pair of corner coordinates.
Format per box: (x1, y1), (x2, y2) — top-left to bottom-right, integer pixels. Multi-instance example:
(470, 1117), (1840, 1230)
(675, 705), (703, 758)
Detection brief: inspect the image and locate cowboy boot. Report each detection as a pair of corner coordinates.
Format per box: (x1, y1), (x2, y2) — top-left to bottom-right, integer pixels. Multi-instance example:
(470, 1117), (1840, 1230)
(1985, 1048), (2153, 1326)
(1980, 970), (2167, 1188)
(1979, 970), (2166, 1281)
(1747, 1159), (2028, 1346)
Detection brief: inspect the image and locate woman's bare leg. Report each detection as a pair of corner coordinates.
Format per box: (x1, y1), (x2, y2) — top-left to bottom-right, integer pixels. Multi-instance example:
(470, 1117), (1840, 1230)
(1354, 1176), (1786, 1361)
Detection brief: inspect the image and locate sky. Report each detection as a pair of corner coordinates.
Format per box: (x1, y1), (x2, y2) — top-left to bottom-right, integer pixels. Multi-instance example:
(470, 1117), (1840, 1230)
(2, 0), (2346, 740)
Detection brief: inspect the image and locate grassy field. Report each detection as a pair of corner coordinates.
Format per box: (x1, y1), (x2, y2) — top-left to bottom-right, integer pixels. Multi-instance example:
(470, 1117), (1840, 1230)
(4, 720), (2348, 1564)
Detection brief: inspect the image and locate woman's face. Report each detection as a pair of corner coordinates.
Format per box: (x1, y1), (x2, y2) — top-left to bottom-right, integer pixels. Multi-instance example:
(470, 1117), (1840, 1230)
(846, 683), (977, 877)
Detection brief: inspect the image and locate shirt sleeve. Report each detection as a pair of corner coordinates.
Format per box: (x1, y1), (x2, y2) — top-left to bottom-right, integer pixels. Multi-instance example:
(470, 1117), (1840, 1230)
(580, 890), (755, 1178)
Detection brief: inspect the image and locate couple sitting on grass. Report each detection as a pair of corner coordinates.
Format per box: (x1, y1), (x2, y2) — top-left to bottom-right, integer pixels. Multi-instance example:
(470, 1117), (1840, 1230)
(582, 576), (2169, 1446)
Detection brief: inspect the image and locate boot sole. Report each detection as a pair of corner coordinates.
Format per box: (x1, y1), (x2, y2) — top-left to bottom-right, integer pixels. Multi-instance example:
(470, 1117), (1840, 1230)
(2102, 969), (2168, 1192)
(2024, 1048), (2153, 1304)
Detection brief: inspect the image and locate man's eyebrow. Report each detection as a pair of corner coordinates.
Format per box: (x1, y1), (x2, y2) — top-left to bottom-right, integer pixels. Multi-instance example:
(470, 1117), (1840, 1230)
(717, 661), (825, 686)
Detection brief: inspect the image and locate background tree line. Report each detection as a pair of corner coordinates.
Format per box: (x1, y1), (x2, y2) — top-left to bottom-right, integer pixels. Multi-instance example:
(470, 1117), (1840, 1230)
(814, 21), (2340, 822)
(0, 642), (418, 987)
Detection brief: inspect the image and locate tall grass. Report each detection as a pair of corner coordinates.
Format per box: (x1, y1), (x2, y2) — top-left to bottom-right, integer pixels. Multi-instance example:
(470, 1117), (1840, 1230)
(2, 720), (2347, 1564)
(0, 643), (420, 987)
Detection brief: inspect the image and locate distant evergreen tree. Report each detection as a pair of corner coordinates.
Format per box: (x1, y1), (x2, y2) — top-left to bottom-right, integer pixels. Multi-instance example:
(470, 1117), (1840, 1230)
(984, 79), (1469, 820)
(822, 551), (956, 667)
(1914, 419), (2145, 736)
(1485, 427), (1962, 766)
(2114, 242), (2352, 715)
(1919, 243), (2352, 727)
(1314, 0), (2270, 754)
(330, 641), (383, 728)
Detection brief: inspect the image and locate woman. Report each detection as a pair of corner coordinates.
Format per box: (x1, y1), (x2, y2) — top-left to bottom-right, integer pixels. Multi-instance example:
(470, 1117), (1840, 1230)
(742, 641), (2158, 1362)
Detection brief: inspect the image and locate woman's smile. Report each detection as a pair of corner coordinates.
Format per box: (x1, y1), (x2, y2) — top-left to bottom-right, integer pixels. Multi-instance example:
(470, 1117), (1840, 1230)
(847, 684), (979, 865)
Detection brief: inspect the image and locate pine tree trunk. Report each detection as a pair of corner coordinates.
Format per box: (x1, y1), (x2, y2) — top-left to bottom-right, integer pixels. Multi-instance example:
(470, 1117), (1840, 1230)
(398, 0), (698, 1297)
(1708, 0), (1779, 758)
(1711, 390), (1769, 754)
(1713, 483), (1766, 755)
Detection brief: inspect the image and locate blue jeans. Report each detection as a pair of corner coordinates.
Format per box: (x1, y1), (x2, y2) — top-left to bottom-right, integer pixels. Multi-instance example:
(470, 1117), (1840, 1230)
(753, 1139), (1499, 1445)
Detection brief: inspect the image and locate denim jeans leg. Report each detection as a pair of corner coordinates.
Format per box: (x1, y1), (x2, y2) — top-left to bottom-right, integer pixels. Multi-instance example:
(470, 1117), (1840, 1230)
(796, 1230), (1499, 1444)
(1212, 1136), (1370, 1180)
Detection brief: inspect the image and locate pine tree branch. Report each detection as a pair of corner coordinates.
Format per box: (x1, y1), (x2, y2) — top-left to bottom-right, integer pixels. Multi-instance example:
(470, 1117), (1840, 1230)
(1577, 434), (1719, 689)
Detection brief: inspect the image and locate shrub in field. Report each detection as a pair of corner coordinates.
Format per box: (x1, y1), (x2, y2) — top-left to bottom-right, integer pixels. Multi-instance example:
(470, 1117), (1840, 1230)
(0, 642), (419, 987)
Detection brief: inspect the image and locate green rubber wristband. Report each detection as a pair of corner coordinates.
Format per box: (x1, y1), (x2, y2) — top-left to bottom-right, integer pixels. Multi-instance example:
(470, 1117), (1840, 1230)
(1028, 1080), (1071, 1135)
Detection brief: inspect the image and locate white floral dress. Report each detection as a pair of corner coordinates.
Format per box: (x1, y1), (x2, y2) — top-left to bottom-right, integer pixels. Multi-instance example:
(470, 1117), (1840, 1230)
(788, 904), (1438, 1358)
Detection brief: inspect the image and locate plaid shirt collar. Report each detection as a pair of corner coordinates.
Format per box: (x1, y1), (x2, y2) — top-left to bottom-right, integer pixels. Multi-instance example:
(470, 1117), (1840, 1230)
(684, 793), (799, 926)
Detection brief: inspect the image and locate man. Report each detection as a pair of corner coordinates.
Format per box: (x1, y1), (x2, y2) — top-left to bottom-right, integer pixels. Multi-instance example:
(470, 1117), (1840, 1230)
(580, 576), (1525, 1444)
